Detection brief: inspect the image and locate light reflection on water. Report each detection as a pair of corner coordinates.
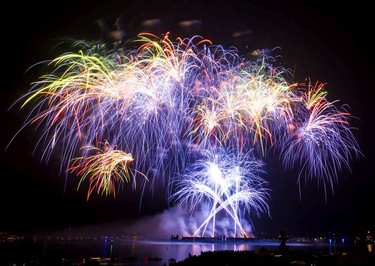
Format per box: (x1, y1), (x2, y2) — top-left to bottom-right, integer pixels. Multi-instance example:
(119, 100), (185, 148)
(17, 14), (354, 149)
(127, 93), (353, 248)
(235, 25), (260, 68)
(1, 238), (347, 266)
(101, 238), (338, 264)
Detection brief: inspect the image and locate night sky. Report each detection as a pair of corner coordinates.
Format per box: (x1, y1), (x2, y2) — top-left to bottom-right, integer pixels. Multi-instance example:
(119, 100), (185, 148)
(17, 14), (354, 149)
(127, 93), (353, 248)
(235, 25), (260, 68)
(1, 0), (374, 237)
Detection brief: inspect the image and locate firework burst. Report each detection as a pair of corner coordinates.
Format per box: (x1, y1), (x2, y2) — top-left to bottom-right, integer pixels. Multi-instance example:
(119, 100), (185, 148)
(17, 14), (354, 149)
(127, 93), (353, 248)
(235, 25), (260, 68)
(8, 32), (362, 236)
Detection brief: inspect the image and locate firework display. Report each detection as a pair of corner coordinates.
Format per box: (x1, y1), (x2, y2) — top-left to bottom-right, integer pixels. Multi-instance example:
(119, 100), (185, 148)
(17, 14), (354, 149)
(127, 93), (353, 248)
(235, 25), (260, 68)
(10, 32), (362, 237)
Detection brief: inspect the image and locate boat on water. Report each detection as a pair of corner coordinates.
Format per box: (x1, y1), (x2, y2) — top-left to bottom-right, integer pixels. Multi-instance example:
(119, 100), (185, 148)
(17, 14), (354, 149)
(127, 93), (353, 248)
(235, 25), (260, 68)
(86, 256), (139, 265)
(144, 256), (162, 262)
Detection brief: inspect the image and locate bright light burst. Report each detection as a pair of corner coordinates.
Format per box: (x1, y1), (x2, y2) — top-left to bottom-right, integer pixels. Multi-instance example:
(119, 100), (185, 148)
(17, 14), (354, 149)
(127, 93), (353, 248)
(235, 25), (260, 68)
(9, 32), (362, 237)
(170, 148), (270, 237)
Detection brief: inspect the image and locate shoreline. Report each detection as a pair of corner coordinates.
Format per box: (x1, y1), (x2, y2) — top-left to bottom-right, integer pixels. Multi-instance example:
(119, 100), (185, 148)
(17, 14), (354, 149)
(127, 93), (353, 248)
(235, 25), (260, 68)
(1, 237), (373, 265)
(174, 248), (375, 266)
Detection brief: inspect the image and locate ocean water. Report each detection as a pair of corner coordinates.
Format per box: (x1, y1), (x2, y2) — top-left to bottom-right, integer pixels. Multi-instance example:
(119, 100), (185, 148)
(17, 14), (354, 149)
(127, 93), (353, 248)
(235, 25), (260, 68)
(0, 237), (359, 266)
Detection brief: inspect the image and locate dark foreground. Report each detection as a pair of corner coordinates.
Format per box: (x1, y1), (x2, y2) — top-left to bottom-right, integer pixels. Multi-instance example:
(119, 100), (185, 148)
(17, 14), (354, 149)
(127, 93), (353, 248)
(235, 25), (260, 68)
(83, 249), (375, 266)
(171, 249), (375, 266)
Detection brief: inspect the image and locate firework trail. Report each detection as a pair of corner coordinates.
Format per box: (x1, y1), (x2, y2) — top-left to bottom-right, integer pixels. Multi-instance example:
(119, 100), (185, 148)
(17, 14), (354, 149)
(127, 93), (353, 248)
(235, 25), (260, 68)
(8, 32), (362, 236)
(68, 140), (145, 200)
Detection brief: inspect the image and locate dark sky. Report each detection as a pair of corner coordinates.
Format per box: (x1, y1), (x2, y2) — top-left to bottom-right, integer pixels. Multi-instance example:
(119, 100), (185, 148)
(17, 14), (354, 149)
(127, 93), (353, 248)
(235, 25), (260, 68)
(1, 0), (374, 237)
